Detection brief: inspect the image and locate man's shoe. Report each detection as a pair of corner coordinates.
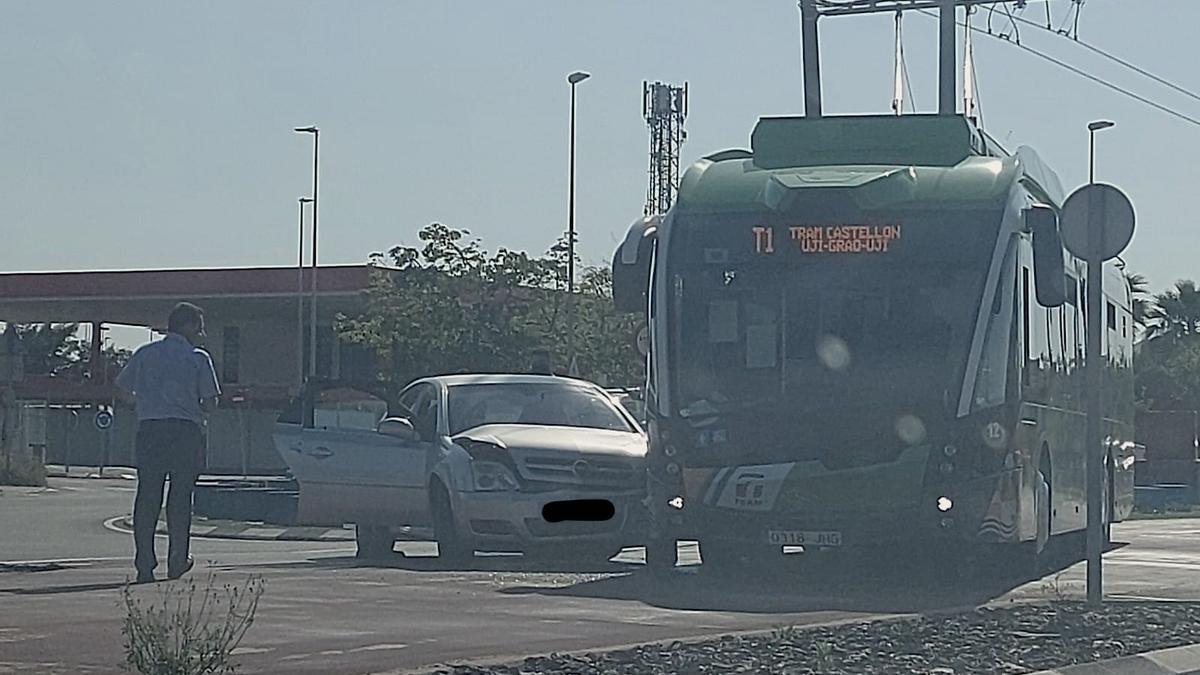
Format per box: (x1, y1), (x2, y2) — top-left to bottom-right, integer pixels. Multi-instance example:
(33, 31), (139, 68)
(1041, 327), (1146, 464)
(167, 556), (194, 580)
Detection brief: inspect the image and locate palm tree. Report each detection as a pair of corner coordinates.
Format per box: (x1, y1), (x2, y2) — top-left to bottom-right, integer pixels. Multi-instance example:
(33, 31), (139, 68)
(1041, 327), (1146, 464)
(1127, 273), (1151, 329)
(1144, 280), (1200, 342)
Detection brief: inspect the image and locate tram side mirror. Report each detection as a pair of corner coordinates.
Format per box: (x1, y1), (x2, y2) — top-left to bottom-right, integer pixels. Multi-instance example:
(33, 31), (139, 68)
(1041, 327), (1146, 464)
(612, 216), (659, 314)
(1027, 205), (1066, 308)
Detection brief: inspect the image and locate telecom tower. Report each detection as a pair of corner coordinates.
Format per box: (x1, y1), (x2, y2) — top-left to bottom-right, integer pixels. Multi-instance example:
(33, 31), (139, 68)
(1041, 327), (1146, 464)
(643, 81), (688, 216)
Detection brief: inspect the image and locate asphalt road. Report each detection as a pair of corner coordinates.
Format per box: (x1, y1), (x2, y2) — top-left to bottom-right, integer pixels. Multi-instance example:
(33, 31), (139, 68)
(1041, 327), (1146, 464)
(3, 477), (1200, 675)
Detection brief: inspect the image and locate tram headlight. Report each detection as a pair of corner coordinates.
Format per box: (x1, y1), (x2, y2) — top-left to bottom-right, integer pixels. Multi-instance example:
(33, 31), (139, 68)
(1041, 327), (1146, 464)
(937, 496), (954, 512)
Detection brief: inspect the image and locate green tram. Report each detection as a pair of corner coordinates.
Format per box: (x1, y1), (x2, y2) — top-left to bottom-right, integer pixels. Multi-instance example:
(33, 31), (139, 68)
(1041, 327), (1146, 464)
(613, 114), (1136, 571)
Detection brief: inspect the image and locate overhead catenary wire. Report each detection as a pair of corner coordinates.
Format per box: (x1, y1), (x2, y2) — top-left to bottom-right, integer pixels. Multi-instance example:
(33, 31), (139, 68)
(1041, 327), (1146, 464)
(1000, 2), (1020, 43)
(916, 9), (1200, 129)
(999, 7), (1200, 106)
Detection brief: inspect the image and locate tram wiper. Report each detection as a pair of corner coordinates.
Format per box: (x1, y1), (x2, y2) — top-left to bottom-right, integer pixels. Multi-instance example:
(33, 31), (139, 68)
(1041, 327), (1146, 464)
(680, 396), (777, 420)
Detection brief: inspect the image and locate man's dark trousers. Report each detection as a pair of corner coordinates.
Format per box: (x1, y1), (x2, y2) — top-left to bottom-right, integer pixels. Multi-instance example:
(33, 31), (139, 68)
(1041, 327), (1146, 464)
(133, 419), (203, 578)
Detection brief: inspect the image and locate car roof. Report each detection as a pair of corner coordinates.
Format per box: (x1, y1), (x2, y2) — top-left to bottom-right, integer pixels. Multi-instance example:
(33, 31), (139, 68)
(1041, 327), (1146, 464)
(414, 373), (602, 389)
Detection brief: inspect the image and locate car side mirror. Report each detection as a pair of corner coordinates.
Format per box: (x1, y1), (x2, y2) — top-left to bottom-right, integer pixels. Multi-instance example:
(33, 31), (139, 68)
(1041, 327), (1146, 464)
(377, 417), (417, 442)
(1027, 204), (1066, 308)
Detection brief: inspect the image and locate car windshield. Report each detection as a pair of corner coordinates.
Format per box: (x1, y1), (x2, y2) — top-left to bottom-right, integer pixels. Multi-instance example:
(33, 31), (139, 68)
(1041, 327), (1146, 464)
(447, 382), (634, 435)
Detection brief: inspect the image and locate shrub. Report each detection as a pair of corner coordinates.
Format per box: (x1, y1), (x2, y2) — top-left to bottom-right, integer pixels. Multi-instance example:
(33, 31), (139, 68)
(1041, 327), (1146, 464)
(0, 451), (47, 487)
(121, 573), (265, 675)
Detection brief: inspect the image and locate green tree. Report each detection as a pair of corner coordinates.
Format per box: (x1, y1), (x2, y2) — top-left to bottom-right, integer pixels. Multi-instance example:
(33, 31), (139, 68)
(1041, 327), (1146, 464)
(336, 224), (643, 402)
(1136, 336), (1200, 411)
(0, 323), (83, 376)
(333, 222), (652, 398)
(1144, 280), (1200, 342)
(1127, 273), (1152, 331)
(1134, 278), (1200, 411)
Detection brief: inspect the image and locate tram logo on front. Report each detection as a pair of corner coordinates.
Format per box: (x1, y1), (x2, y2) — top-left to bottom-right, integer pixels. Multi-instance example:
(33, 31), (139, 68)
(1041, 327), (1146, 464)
(734, 473), (766, 507)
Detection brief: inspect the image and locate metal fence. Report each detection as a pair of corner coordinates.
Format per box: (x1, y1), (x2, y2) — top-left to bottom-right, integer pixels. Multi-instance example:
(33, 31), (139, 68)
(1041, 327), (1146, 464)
(32, 404), (289, 475)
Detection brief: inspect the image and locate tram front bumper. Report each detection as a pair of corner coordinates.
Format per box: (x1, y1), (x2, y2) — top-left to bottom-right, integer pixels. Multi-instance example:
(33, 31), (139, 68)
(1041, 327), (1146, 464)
(681, 471), (1010, 550)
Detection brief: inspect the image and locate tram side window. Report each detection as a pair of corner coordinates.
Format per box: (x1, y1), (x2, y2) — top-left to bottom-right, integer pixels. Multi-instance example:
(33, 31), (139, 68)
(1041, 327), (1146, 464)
(1065, 275), (1081, 373)
(1022, 265), (1054, 403)
(1047, 303), (1063, 373)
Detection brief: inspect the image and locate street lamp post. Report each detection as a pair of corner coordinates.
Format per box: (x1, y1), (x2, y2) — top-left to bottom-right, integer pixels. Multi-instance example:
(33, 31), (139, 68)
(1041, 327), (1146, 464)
(296, 197), (313, 389)
(566, 71), (590, 373)
(1088, 120), (1115, 185)
(294, 126), (319, 381)
(1085, 118), (1115, 605)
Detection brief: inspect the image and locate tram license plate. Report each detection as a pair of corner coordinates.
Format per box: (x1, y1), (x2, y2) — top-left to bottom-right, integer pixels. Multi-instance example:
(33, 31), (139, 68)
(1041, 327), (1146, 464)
(767, 530), (842, 547)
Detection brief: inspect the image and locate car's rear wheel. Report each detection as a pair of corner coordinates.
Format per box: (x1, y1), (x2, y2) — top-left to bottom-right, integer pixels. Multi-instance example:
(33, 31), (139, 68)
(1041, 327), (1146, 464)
(431, 483), (473, 565)
(355, 524), (394, 559)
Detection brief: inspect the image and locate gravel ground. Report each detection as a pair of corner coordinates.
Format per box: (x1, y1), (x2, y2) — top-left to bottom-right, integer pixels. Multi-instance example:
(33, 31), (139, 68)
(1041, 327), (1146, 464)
(426, 601), (1200, 675)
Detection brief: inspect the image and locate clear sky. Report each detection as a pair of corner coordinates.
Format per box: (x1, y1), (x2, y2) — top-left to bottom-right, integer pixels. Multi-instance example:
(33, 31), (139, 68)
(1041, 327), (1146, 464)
(2, 1), (1198, 294)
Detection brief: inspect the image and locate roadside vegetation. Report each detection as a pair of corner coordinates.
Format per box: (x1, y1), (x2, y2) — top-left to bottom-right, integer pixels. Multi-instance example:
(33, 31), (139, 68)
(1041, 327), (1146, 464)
(1132, 276), (1200, 412)
(0, 450), (46, 487)
(428, 601), (1200, 675)
(121, 574), (265, 675)
(336, 224), (643, 404)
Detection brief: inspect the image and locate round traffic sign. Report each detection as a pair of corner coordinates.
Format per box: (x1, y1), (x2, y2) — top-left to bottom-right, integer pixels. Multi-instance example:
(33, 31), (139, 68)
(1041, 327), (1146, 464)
(1060, 183), (1135, 261)
(94, 410), (113, 430)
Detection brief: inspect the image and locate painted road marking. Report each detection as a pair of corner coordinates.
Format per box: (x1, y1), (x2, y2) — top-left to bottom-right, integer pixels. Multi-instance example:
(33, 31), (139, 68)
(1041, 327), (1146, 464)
(348, 643), (408, 653)
(0, 554), (125, 564)
(1108, 558), (1200, 572)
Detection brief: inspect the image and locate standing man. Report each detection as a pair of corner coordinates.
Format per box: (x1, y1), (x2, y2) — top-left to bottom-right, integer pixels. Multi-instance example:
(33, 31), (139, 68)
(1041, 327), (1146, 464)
(115, 302), (220, 583)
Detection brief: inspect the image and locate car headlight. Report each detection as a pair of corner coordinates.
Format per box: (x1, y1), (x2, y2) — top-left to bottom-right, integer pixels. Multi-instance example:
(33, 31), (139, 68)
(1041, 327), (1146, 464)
(472, 461), (519, 492)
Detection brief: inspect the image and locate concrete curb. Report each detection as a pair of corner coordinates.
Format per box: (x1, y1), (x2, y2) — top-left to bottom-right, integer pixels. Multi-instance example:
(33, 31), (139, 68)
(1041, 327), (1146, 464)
(46, 468), (137, 481)
(1031, 643), (1200, 674)
(107, 515), (354, 542)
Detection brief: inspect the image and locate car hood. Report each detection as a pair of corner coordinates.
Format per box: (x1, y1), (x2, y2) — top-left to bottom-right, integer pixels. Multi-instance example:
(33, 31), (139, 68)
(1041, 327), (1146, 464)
(453, 424), (646, 459)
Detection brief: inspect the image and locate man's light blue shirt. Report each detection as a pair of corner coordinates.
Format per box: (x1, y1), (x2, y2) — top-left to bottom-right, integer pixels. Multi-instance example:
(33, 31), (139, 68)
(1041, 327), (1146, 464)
(115, 333), (221, 424)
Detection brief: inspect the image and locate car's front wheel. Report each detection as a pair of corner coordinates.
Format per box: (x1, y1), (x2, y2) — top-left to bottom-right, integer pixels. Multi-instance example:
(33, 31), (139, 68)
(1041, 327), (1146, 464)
(431, 483), (473, 565)
(355, 524), (394, 559)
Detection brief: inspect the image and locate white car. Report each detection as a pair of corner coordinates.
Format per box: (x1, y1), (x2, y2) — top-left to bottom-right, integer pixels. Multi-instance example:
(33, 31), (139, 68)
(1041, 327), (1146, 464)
(273, 374), (648, 563)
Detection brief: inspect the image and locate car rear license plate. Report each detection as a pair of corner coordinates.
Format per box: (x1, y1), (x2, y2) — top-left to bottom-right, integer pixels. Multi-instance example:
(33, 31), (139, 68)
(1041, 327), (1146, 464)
(767, 530), (842, 547)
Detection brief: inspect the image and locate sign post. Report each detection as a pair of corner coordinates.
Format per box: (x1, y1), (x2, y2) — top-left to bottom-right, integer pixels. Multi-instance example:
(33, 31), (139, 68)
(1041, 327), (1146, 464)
(64, 409), (79, 474)
(1061, 182), (1135, 606)
(95, 406), (113, 478)
(232, 392), (248, 479)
